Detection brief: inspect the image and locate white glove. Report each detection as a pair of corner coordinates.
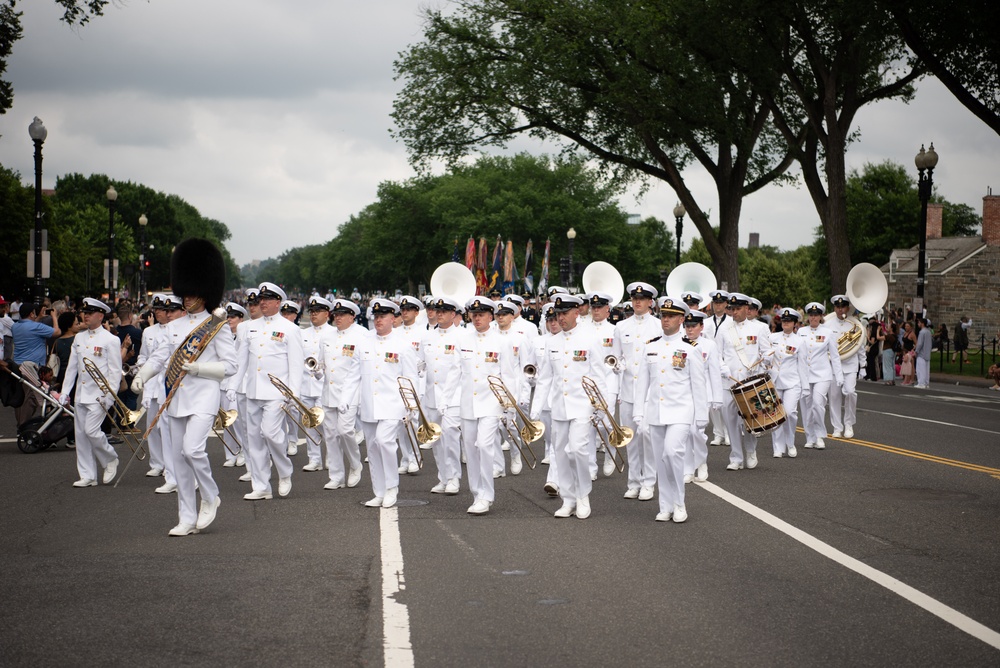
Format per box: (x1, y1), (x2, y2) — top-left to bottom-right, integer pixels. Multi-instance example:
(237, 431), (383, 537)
(709, 402), (722, 412)
(529, 408), (541, 422)
(338, 404), (350, 414)
(526, 375), (536, 387)
(311, 368), (323, 380)
(225, 389), (237, 403)
(59, 393), (71, 407)
(634, 415), (647, 436)
(99, 394), (114, 410)
(182, 361), (226, 381)
(141, 394), (151, 410)
(696, 420), (708, 431)
(858, 368), (866, 380)
(131, 364), (158, 394)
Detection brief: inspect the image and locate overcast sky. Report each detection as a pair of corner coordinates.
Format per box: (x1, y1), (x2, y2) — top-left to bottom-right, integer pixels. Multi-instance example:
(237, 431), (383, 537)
(1, 1), (997, 268)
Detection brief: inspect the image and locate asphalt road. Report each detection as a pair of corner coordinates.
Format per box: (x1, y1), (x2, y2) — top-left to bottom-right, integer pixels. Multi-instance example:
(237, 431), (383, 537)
(1, 379), (998, 667)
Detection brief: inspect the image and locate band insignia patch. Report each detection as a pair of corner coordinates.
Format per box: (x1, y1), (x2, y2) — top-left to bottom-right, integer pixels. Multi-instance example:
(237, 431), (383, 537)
(485, 351), (499, 363)
(671, 350), (687, 368)
(385, 352), (399, 363)
(573, 350), (588, 362)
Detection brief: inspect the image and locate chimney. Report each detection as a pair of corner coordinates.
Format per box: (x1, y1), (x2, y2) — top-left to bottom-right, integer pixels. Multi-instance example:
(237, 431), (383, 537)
(926, 203), (943, 239)
(748, 232), (759, 249)
(983, 194), (1000, 246)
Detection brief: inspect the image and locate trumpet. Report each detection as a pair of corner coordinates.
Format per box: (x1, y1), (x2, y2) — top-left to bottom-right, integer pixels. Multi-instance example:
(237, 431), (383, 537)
(268, 374), (325, 448)
(305, 357), (319, 371)
(581, 375), (631, 473)
(213, 408), (243, 457)
(487, 375), (541, 470)
(397, 377), (440, 467)
(82, 358), (147, 462)
(523, 364), (537, 378)
(604, 355), (621, 372)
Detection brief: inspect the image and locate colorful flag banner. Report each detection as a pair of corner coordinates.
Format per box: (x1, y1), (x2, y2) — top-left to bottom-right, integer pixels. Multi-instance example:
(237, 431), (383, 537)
(502, 240), (515, 294)
(489, 235), (503, 292)
(538, 238), (551, 295)
(523, 240), (534, 294)
(464, 237), (476, 271)
(476, 237), (488, 294)
(451, 238), (460, 263)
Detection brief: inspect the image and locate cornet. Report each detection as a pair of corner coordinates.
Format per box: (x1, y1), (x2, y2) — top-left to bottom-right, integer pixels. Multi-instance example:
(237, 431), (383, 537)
(487, 375), (542, 470)
(83, 358), (147, 461)
(581, 375), (631, 473)
(397, 377), (440, 467)
(268, 374), (325, 448)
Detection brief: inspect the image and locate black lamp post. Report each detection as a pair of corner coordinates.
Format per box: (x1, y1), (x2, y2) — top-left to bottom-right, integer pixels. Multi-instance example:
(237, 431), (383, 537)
(914, 143), (938, 311)
(138, 213), (148, 300)
(28, 117), (47, 305)
(567, 227), (577, 289)
(107, 185), (118, 302)
(673, 201), (685, 267)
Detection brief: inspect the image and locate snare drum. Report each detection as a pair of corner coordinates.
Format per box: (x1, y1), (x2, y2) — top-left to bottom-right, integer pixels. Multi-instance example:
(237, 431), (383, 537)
(730, 373), (785, 435)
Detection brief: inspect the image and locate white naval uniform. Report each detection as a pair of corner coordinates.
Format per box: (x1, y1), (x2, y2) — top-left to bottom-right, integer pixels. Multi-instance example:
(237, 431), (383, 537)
(683, 335), (722, 477)
(800, 325), (843, 444)
(611, 312), (661, 493)
(397, 323), (425, 470)
(217, 327), (242, 466)
(635, 331), (707, 515)
(458, 328), (515, 505)
(534, 332), (558, 486)
(235, 313), (305, 495)
(703, 311), (731, 444)
(493, 326), (533, 475)
(347, 329), (419, 499)
(826, 316), (865, 433)
(60, 326), (123, 483)
(301, 322), (333, 466)
(717, 317), (774, 467)
(136, 322), (174, 481)
(318, 322), (369, 485)
(421, 323), (464, 488)
(226, 317), (258, 479)
(768, 330), (808, 455)
(143, 311), (238, 527)
(591, 318), (619, 475)
(534, 323), (609, 508)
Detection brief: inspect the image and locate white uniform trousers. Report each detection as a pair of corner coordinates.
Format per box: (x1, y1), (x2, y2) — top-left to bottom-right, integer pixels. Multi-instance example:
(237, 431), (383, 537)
(552, 416), (593, 505)
(494, 416), (522, 474)
(462, 416), (499, 504)
(592, 394), (616, 477)
(73, 402), (118, 482)
(805, 381), (831, 444)
(246, 398), (293, 494)
(219, 391), (242, 464)
(237, 392), (253, 478)
(361, 419), (400, 498)
(144, 396), (166, 474)
(542, 410), (559, 486)
(285, 407), (300, 450)
(828, 373), (858, 432)
(620, 400), (655, 491)
(722, 392), (757, 466)
(164, 413), (219, 526)
(321, 405), (361, 485)
(915, 357), (930, 388)
(772, 386), (801, 455)
(684, 421), (709, 477)
(397, 420), (418, 469)
(298, 394), (323, 465)
(427, 406), (462, 486)
(650, 423), (688, 514)
(709, 404), (728, 443)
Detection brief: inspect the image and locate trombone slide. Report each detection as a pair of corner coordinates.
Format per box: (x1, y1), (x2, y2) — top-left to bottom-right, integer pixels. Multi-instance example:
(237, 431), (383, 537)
(487, 375), (542, 470)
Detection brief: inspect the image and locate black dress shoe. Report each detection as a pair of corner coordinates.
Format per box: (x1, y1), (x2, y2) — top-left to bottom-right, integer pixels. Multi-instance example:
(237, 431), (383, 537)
(107, 435), (124, 445)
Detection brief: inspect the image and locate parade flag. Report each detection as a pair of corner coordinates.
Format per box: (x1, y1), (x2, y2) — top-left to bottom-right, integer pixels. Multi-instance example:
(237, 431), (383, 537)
(464, 237), (476, 271)
(538, 238), (551, 294)
(502, 240), (516, 294)
(489, 235), (503, 291)
(523, 240), (534, 294)
(452, 238), (461, 263)
(476, 237), (489, 294)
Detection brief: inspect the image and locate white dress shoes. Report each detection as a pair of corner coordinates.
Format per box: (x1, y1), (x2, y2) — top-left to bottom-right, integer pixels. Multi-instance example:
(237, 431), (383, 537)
(803, 442), (815, 449)
(544, 482), (559, 497)
(302, 461), (323, 472)
(382, 487), (398, 508)
(72, 479), (97, 488)
(287, 443), (298, 456)
(787, 445), (797, 458)
(746, 452), (758, 469)
(815, 437), (826, 450)
(324, 480), (345, 490)
(726, 462), (743, 471)
(168, 523), (199, 537)
(695, 463), (708, 481)
(493, 467), (505, 479)
(146, 467), (164, 477)
(638, 486), (654, 501)
(575, 496), (591, 520)
(431, 482), (448, 494)
(278, 477), (292, 497)
(554, 502), (576, 518)
(467, 499), (490, 515)
(364, 497), (384, 507)
(709, 435), (723, 446)
(406, 461), (420, 474)
(603, 457), (616, 476)
(238, 471), (253, 482)
(672, 505), (688, 523)
(844, 426), (854, 439)
(196, 496), (221, 530)
(623, 488), (640, 499)
(155, 482), (178, 494)
(655, 511), (673, 522)
(683, 473), (694, 484)
(347, 468), (363, 488)
(102, 458), (119, 484)
(243, 490), (273, 500)
(510, 456), (523, 475)
(831, 430), (843, 438)
(445, 479), (460, 495)
(235, 453), (245, 466)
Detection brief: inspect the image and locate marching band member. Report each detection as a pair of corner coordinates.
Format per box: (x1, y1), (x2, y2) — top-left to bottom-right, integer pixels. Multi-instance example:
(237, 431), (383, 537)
(612, 281), (660, 501)
(801, 302), (843, 449)
(634, 297), (706, 522)
(135, 293), (171, 480)
(532, 294), (609, 519)
(826, 294), (866, 439)
(229, 288), (261, 484)
(300, 297), (334, 471)
(317, 298), (368, 490)
(537, 303), (560, 495)
(396, 296), (425, 475)
(588, 292), (619, 478)
(131, 239), (237, 536)
(679, 309), (722, 482)
(280, 299), (304, 456)
(149, 295), (188, 493)
(717, 293), (773, 471)
(702, 289), (731, 447)
(423, 296), (439, 329)
(59, 298), (122, 487)
(458, 297), (515, 515)
(492, 298), (532, 477)
(504, 294), (539, 341)
(344, 297), (419, 508)
(421, 296), (464, 495)
(219, 301), (247, 469)
(769, 307), (808, 458)
(234, 282), (304, 500)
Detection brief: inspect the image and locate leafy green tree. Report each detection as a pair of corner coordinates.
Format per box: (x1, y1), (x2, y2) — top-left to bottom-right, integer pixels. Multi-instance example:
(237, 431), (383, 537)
(0, 163), (35, 297)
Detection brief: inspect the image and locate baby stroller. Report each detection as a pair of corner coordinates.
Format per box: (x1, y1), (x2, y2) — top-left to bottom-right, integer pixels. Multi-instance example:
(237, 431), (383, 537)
(0, 361), (76, 453)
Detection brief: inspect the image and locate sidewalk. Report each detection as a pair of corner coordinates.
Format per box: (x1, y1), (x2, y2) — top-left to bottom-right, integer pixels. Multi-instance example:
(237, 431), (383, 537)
(928, 371), (995, 389)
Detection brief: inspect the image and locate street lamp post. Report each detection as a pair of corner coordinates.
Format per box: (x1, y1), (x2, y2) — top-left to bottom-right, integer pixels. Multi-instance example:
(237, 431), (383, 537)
(914, 143), (938, 315)
(28, 117), (47, 305)
(567, 227), (577, 290)
(138, 213), (148, 300)
(673, 201), (686, 267)
(107, 185), (118, 303)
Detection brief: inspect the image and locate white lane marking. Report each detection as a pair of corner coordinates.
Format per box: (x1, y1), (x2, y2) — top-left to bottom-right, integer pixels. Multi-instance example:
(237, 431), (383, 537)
(698, 481), (1000, 650)
(380, 507), (414, 667)
(0, 438), (18, 443)
(857, 408), (1000, 435)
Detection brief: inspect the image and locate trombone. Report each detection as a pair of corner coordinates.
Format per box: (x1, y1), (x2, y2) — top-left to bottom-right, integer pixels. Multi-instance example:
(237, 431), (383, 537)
(83, 358), (147, 461)
(268, 374), (325, 448)
(581, 375), (631, 473)
(213, 408), (243, 457)
(487, 375), (541, 470)
(397, 376), (441, 468)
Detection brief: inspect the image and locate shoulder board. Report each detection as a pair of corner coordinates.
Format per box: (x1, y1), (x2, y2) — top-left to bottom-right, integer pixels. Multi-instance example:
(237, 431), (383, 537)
(646, 336), (661, 344)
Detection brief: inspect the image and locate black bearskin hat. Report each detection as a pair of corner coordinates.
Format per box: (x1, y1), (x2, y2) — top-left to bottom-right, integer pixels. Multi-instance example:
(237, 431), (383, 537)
(171, 238), (226, 311)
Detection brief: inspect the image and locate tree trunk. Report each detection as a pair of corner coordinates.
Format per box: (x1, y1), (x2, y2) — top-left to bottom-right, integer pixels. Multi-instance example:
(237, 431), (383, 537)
(822, 144), (852, 293)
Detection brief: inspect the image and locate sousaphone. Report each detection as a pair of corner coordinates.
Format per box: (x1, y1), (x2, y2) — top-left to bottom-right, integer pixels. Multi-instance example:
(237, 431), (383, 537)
(581, 261), (624, 307)
(824, 262), (888, 359)
(665, 263), (717, 308)
(430, 262), (477, 303)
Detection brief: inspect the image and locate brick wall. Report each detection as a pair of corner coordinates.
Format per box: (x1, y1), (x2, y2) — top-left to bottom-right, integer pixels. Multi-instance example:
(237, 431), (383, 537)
(984, 195), (1000, 246)
(927, 203), (943, 239)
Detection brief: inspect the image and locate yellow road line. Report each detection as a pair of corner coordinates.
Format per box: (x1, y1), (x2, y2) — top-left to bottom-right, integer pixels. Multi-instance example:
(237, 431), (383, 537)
(794, 427), (1000, 477)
